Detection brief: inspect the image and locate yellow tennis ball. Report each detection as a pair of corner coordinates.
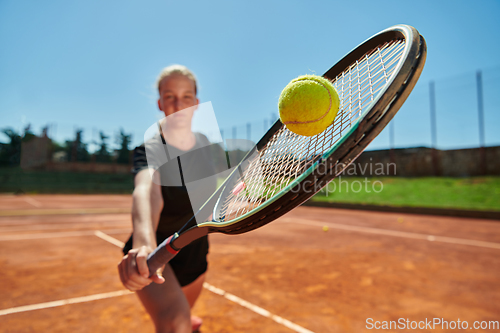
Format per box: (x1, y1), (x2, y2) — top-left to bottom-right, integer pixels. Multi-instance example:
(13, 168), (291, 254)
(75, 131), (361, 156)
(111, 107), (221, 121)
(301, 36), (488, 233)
(279, 74), (340, 136)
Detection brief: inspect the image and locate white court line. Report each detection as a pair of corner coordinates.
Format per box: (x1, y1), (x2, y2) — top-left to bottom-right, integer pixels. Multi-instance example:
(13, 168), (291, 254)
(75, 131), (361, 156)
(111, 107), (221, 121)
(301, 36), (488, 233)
(282, 218), (500, 250)
(23, 197), (42, 208)
(0, 207), (130, 217)
(94, 230), (125, 247)
(0, 290), (132, 316)
(203, 283), (314, 333)
(0, 221), (129, 233)
(0, 218), (129, 227)
(95, 231), (315, 333)
(0, 229), (131, 241)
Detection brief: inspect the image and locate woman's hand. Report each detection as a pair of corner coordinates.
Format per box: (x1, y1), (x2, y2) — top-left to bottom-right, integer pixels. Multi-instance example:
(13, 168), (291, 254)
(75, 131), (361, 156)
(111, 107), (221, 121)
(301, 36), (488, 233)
(118, 245), (165, 291)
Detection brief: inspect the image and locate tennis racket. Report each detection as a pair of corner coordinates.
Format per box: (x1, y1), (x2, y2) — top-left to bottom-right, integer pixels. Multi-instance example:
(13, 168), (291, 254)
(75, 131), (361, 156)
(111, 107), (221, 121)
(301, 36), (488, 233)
(147, 24), (427, 275)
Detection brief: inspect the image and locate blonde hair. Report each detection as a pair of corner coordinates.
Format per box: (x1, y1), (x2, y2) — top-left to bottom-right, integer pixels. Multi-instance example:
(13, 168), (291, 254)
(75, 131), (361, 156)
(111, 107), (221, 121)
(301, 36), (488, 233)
(156, 64), (198, 95)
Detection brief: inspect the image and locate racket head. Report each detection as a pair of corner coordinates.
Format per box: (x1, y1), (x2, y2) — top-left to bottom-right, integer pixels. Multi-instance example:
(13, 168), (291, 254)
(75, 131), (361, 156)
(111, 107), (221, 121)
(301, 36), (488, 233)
(194, 25), (426, 237)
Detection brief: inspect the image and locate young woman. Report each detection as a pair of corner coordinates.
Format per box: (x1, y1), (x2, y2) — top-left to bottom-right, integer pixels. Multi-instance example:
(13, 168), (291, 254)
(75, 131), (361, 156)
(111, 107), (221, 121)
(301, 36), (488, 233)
(118, 65), (214, 333)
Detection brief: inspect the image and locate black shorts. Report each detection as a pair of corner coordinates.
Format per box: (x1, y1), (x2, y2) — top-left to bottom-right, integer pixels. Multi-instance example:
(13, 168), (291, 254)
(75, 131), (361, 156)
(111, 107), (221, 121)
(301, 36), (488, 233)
(123, 233), (209, 287)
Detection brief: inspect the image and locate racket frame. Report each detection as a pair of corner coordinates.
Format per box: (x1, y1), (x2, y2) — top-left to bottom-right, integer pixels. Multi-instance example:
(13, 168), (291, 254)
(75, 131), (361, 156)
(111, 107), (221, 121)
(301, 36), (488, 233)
(200, 24), (426, 234)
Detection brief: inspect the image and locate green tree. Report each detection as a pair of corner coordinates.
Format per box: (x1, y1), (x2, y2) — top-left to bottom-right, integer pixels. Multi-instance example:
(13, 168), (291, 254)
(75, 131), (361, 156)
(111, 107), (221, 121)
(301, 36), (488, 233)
(65, 129), (90, 162)
(116, 128), (132, 164)
(95, 131), (112, 163)
(0, 128), (22, 166)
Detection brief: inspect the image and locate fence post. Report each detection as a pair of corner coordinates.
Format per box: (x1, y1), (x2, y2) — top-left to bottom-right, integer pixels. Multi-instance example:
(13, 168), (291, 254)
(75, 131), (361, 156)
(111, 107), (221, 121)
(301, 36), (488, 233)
(429, 81), (440, 176)
(389, 121), (395, 165)
(476, 70), (486, 175)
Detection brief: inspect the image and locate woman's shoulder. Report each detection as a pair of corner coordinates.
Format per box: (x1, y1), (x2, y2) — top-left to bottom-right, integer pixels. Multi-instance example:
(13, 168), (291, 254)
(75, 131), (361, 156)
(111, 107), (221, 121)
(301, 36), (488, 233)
(138, 133), (165, 150)
(131, 133), (164, 172)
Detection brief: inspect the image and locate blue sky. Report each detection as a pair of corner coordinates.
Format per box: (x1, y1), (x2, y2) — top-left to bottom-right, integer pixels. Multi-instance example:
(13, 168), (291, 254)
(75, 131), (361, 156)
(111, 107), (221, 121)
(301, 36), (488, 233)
(1, 0), (499, 151)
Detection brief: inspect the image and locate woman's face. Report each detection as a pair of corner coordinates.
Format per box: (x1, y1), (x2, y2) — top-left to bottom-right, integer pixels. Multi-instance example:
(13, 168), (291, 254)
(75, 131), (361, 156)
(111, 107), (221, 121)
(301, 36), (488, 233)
(157, 74), (199, 128)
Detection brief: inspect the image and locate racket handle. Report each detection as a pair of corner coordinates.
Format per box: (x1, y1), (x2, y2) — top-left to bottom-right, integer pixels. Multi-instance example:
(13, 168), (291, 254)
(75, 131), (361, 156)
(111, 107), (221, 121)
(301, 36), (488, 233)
(147, 233), (180, 278)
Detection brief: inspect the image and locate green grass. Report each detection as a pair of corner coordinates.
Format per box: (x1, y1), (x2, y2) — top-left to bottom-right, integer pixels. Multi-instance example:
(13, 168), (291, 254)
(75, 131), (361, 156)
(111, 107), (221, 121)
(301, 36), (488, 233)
(0, 167), (133, 194)
(313, 176), (500, 212)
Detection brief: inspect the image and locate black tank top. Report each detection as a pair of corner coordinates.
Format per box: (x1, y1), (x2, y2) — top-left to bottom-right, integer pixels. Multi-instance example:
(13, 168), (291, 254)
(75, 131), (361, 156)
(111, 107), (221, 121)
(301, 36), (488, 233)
(132, 132), (225, 236)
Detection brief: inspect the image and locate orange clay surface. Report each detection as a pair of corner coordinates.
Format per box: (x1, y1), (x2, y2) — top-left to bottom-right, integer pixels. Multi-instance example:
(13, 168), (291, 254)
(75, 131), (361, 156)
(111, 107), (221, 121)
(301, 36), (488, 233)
(0, 194), (499, 332)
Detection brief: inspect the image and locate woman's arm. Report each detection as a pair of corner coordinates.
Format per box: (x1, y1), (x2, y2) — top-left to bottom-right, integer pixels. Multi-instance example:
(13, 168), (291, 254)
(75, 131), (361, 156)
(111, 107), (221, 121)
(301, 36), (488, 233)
(131, 168), (163, 249)
(118, 168), (165, 290)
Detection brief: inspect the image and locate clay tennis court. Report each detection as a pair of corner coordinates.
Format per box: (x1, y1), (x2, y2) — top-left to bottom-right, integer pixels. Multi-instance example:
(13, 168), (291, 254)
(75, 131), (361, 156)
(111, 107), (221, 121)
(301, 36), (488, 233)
(0, 194), (499, 332)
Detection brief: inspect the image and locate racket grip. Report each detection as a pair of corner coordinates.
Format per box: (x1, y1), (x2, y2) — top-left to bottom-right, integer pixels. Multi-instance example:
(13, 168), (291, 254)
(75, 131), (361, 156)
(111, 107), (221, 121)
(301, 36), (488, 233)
(147, 233), (180, 278)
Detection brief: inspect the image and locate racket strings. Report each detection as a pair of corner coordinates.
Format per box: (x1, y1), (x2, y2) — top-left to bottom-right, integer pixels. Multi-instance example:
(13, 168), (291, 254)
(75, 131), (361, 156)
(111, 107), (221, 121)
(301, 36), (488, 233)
(217, 39), (405, 222)
(337, 41), (405, 123)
